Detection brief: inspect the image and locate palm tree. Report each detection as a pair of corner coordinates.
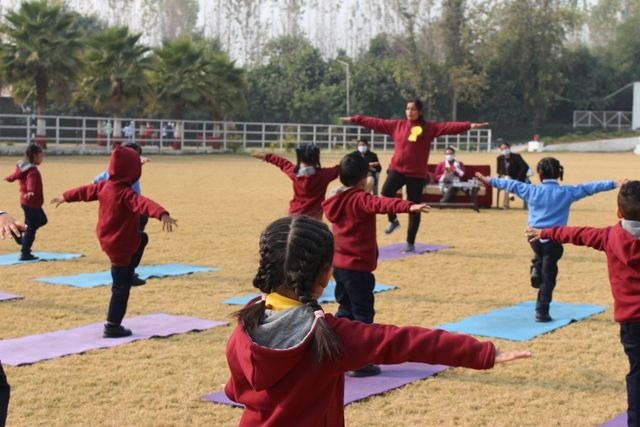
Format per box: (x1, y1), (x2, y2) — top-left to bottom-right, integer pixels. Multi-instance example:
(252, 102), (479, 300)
(78, 26), (152, 141)
(0, 0), (82, 147)
(149, 36), (247, 147)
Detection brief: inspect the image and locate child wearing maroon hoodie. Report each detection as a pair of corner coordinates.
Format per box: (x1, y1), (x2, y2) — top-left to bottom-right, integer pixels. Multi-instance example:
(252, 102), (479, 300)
(51, 145), (178, 338)
(322, 153), (430, 377)
(527, 180), (640, 426)
(4, 144), (47, 261)
(225, 216), (530, 427)
(341, 98), (488, 252)
(252, 143), (339, 219)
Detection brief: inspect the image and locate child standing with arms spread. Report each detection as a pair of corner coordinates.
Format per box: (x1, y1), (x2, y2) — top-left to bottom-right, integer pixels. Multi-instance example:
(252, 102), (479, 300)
(252, 143), (339, 219)
(4, 144), (47, 261)
(225, 215), (530, 427)
(527, 180), (640, 426)
(51, 145), (177, 338)
(476, 157), (618, 322)
(322, 153), (430, 377)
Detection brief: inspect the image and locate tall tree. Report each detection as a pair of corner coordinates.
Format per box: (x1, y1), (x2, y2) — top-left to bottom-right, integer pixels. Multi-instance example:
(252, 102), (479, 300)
(77, 26), (152, 138)
(0, 0), (82, 145)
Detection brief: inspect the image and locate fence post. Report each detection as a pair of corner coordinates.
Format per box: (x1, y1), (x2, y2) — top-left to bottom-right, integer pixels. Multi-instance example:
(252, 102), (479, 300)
(223, 122), (228, 151)
(262, 123), (266, 149)
(243, 123), (247, 149)
(202, 122), (207, 148)
(55, 117), (60, 145)
(327, 126), (332, 152)
(342, 126), (346, 151)
(81, 117), (86, 150)
(297, 125), (301, 146)
(279, 125), (283, 150)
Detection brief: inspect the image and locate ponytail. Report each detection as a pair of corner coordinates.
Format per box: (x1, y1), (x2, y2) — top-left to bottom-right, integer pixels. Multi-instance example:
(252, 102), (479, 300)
(536, 157), (564, 181)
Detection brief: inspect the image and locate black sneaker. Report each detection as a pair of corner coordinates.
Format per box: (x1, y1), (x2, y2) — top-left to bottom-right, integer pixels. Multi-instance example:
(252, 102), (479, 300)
(530, 265), (541, 289)
(130, 274), (146, 287)
(19, 253), (39, 261)
(103, 323), (132, 338)
(346, 364), (382, 378)
(384, 220), (400, 235)
(535, 312), (552, 322)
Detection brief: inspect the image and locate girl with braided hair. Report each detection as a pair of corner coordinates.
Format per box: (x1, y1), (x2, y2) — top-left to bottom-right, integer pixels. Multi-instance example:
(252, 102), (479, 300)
(252, 143), (340, 219)
(476, 157), (620, 322)
(225, 216), (530, 427)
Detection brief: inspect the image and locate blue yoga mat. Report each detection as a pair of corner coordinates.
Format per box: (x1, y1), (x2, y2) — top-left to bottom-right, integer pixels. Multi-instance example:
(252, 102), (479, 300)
(223, 281), (397, 305)
(437, 301), (607, 341)
(0, 251), (82, 266)
(37, 263), (219, 288)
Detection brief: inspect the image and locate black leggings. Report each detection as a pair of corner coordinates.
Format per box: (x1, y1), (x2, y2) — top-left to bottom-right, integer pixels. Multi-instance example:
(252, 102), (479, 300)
(0, 362), (9, 427)
(381, 169), (425, 244)
(20, 205), (47, 255)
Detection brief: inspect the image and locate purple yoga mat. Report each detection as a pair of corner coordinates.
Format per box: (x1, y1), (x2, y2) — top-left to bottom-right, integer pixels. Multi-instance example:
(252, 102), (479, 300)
(202, 362), (447, 407)
(600, 412), (626, 427)
(378, 243), (451, 261)
(0, 292), (22, 302)
(0, 313), (227, 366)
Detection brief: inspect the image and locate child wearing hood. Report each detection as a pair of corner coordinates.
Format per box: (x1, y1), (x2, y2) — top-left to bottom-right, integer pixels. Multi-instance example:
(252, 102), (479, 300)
(4, 144), (47, 261)
(52, 145), (177, 338)
(527, 180), (640, 426)
(225, 215), (530, 427)
(252, 143), (339, 219)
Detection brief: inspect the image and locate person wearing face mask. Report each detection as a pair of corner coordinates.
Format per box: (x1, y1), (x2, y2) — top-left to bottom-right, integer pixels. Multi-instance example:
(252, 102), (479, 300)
(434, 147), (465, 203)
(352, 138), (381, 194)
(341, 98), (488, 252)
(496, 139), (530, 209)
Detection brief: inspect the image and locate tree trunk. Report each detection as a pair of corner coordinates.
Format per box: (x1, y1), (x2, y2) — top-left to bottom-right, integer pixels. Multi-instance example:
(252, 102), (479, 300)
(451, 91), (458, 121)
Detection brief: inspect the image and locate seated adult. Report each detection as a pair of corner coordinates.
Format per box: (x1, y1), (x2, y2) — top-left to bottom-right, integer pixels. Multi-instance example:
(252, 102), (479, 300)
(434, 146), (465, 203)
(496, 139), (530, 209)
(353, 138), (382, 194)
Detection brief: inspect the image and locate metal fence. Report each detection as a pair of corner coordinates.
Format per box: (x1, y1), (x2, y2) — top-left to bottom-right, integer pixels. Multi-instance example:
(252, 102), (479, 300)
(573, 110), (632, 130)
(0, 114), (493, 154)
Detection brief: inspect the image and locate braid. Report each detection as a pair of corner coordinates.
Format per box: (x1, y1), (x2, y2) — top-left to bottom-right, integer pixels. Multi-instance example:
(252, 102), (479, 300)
(537, 157), (563, 181)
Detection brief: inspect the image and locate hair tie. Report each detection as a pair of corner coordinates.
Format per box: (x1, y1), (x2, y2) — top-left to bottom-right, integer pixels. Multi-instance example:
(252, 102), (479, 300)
(313, 309), (325, 319)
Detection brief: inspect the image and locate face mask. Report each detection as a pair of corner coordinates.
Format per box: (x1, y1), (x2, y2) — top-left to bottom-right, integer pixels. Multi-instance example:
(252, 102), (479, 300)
(357, 145), (368, 153)
(501, 149), (511, 156)
(445, 154), (455, 162)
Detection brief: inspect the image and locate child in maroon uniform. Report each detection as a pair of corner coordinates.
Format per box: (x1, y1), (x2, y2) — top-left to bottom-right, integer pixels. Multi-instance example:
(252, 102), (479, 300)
(52, 145), (177, 338)
(527, 180), (640, 426)
(225, 216), (530, 427)
(4, 144), (47, 261)
(322, 152), (430, 377)
(252, 144), (339, 219)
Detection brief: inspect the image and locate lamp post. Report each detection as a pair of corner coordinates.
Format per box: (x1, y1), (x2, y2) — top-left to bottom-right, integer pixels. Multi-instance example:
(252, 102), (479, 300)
(337, 59), (350, 116)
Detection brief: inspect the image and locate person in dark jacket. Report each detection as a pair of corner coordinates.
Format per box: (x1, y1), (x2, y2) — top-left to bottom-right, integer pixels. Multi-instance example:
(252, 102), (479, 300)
(496, 139), (530, 209)
(352, 138), (381, 194)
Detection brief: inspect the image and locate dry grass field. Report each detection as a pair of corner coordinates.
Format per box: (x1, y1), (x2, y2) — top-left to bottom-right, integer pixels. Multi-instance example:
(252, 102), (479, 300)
(0, 149), (635, 426)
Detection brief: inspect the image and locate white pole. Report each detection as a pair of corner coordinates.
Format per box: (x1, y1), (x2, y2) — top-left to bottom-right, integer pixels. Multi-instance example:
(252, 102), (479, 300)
(633, 82), (640, 130)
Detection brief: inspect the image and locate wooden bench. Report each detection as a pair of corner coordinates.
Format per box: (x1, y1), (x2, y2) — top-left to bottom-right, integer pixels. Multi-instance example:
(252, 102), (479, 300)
(396, 164), (493, 211)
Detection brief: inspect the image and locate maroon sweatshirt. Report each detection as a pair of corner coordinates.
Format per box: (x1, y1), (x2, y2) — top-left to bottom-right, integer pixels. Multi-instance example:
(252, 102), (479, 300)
(63, 146), (168, 266)
(263, 153), (339, 219)
(541, 223), (640, 323)
(322, 187), (413, 271)
(350, 115), (471, 178)
(5, 161), (44, 209)
(225, 306), (496, 427)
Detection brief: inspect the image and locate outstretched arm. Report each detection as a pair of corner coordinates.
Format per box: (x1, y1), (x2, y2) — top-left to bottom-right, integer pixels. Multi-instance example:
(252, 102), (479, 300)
(536, 225), (609, 251)
(0, 211), (27, 240)
(341, 115), (398, 136)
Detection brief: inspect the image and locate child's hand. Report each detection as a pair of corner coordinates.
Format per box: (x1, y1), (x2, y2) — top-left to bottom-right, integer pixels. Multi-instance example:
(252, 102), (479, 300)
(409, 203), (430, 214)
(474, 172), (489, 185)
(526, 227), (541, 242)
(252, 153), (266, 160)
(617, 178), (628, 188)
(50, 196), (66, 207)
(339, 117), (352, 123)
(161, 214), (178, 232)
(470, 122), (489, 129)
(0, 213), (27, 240)
(25, 191), (35, 199)
(495, 349), (531, 363)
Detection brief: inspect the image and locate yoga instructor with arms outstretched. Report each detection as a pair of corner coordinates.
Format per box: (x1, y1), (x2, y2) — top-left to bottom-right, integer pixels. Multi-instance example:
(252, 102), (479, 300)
(341, 98), (488, 252)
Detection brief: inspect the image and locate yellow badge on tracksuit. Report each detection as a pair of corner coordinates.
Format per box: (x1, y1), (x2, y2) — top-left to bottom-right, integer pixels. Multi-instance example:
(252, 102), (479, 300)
(408, 126), (423, 142)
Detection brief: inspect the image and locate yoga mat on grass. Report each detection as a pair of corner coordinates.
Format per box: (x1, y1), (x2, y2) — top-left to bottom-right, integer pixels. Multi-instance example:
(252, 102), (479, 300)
(202, 362), (447, 407)
(0, 251), (82, 266)
(378, 243), (451, 261)
(437, 301), (607, 341)
(0, 292), (22, 302)
(223, 280), (396, 305)
(0, 313), (227, 366)
(601, 412), (626, 427)
(37, 263), (218, 288)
